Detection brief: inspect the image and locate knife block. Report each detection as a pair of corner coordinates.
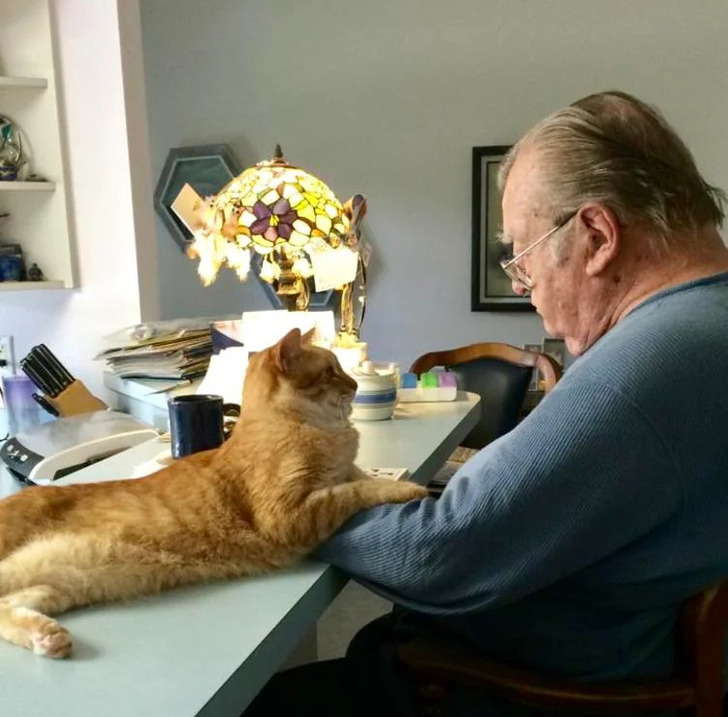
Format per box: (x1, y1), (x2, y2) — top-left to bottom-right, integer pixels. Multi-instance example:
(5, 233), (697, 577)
(46, 380), (108, 417)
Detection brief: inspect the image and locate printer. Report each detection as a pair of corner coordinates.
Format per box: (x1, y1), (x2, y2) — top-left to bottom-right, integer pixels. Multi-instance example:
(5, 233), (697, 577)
(0, 411), (159, 486)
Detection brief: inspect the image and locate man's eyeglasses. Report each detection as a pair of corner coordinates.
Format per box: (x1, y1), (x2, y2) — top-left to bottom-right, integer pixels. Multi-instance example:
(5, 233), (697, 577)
(500, 210), (578, 291)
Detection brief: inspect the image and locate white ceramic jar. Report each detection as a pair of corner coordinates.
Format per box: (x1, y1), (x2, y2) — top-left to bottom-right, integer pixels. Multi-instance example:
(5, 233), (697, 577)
(350, 361), (398, 421)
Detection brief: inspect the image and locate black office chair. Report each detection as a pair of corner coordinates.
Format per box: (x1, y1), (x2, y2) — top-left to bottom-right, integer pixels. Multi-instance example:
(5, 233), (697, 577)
(408, 342), (561, 495)
(409, 342), (561, 451)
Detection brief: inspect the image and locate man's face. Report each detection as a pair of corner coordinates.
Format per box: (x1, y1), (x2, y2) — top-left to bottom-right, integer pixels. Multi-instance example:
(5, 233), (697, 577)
(501, 149), (589, 355)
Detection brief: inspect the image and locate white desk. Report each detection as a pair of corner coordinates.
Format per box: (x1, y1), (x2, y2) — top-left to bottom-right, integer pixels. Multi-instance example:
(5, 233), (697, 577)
(0, 394), (480, 717)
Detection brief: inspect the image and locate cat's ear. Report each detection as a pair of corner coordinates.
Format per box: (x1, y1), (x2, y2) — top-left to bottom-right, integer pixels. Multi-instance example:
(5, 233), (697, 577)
(301, 327), (316, 345)
(274, 328), (303, 373)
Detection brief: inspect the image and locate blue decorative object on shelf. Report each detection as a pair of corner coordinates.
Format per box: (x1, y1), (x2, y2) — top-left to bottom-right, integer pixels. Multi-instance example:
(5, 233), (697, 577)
(0, 253), (24, 281)
(0, 164), (17, 181)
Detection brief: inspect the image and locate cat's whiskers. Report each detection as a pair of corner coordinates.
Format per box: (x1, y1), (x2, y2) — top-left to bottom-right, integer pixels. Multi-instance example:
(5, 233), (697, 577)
(300, 396), (352, 430)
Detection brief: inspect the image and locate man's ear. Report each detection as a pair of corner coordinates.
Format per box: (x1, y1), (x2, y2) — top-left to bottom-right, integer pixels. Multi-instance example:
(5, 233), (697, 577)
(273, 328), (302, 373)
(579, 204), (621, 277)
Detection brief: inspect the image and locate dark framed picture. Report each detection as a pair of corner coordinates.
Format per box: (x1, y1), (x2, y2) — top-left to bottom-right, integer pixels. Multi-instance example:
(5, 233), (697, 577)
(471, 145), (534, 311)
(153, 144), (241, 253)
(542, 337), (567, 369)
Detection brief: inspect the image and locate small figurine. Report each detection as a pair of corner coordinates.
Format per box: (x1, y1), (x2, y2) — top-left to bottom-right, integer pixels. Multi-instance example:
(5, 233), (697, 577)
(27, 262), (44, 281)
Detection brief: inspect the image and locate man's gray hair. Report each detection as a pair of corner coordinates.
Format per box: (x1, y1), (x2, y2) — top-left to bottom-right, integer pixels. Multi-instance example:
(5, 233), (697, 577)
(499, 91), (725, 253)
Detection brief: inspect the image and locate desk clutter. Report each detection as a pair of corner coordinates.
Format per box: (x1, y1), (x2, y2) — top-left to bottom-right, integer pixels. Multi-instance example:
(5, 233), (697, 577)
(94, 319), (213, 381)
(349, 362), (460, 421)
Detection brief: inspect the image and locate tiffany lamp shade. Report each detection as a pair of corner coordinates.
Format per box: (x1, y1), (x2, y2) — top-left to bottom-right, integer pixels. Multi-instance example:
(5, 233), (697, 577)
(189, 145), (350, 311)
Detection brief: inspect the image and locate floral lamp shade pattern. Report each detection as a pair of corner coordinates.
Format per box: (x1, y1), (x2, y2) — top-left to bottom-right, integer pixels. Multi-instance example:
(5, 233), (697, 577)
(232, 165), (349, 250)
(190, 146), (350, 292)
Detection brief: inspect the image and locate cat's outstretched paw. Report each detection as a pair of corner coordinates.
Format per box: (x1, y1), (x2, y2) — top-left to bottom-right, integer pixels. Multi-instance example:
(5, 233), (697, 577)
(386, 481), (428, 503)
(30, 621), (73, 658)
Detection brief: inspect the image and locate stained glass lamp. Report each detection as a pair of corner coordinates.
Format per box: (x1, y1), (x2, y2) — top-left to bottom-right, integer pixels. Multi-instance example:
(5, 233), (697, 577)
(188, 145), (350, 312)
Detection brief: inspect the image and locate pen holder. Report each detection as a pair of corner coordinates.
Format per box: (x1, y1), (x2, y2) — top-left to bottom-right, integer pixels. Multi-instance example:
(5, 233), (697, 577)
(45, 380), (108, 417)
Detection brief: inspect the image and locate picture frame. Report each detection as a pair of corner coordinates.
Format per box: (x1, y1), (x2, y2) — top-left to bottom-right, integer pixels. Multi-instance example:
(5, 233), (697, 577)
(471, 145), (534, 311)
(153, 144), (241, 253)
(542, 337), (567, 369)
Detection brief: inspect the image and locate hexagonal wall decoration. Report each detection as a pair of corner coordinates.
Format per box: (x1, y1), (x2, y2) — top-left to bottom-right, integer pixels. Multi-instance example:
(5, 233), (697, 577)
(154, 143), (240, 253)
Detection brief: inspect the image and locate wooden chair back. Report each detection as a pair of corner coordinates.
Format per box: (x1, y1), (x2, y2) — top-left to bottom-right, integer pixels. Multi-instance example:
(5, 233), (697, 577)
(409, 342), (562, 450)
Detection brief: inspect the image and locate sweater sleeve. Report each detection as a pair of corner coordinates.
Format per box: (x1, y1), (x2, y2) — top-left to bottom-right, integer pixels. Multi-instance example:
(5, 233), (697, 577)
(312, 379), (681, 615)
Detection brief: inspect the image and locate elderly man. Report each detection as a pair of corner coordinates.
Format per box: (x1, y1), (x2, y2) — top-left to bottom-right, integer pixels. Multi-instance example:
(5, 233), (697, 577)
(244, 91), (728, 716)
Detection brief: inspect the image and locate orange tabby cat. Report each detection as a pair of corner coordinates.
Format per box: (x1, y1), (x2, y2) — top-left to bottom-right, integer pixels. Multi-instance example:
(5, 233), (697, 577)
(0, 328), (426, 658)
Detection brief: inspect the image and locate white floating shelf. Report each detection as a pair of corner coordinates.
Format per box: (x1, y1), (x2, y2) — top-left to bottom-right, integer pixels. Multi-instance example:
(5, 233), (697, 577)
(0, 75), (48, 89)
(0, 280), (66, 292)
(0, 181), (55, 191)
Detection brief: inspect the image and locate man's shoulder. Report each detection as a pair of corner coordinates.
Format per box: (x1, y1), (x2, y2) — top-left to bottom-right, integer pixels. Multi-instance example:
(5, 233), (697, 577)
(565, 274), (728, 401)
(590, 274), (728, 358)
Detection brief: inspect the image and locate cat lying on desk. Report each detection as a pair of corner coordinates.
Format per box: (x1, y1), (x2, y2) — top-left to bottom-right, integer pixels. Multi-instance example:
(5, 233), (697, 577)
(0, 328), (427, 658)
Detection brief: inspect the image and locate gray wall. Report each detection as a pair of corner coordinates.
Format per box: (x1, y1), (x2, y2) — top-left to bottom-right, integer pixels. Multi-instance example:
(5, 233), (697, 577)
(140, 0), (728, 369)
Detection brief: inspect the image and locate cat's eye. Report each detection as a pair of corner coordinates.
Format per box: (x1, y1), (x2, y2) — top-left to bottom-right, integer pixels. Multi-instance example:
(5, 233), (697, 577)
(325, 366), (335, 378)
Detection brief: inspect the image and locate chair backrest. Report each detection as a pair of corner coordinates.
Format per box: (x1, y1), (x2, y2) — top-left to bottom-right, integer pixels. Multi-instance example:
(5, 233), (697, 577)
(409, 342), (562, 450)
(679, 577), (728, 716)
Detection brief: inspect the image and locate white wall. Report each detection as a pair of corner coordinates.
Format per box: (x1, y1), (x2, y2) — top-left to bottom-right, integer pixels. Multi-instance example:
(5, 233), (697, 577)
(0, 0), (159, 399)
(140, 0), (728, 369)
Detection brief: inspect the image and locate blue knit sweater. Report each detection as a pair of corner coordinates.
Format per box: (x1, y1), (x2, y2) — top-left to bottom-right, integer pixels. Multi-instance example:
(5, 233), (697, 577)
(315, 273), (728, 685)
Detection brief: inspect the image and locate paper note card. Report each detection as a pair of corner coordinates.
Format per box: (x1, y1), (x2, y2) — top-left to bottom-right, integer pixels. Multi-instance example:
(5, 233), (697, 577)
(196, 346), (248, 404)
(309, 246), (359, 292)
(170, 183), (203, 234)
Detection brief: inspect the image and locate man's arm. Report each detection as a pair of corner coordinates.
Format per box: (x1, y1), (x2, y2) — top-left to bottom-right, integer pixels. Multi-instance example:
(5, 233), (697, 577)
(313, 380), (680, 615)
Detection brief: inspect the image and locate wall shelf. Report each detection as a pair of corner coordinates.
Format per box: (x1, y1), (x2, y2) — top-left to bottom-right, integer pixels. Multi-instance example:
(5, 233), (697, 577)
(0, 75), (48, 89)
(0, 280), (66, 292)
(0, 0), (75, 291)
(0, 181), (56, 191)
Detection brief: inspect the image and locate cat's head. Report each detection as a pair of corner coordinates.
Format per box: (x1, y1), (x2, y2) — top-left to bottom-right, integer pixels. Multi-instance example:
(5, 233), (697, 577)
(243, 328), (358, 423)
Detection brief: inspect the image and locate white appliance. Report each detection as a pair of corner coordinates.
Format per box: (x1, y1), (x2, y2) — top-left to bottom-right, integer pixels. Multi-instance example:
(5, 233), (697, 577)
(0, 411), (158, 486)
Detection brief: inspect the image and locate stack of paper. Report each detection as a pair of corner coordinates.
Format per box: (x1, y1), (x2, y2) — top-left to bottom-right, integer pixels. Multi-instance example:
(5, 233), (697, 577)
(95, 324), (213, 381)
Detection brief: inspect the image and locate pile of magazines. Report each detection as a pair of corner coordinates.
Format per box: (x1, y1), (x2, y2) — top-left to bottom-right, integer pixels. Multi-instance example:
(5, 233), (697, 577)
(95, 319), (215, 381)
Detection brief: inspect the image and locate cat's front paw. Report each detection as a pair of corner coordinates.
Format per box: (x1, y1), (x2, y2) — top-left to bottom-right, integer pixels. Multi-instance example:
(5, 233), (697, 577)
(387, 481), (428, 503)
